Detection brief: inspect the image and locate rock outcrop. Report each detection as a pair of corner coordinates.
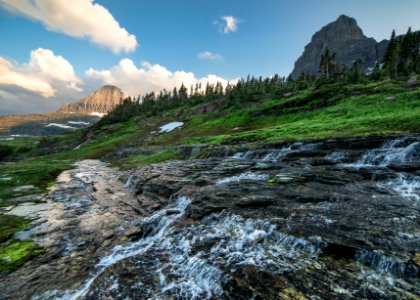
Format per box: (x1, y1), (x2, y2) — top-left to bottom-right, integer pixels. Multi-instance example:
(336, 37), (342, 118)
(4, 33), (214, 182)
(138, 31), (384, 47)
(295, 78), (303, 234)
(290, 15), (388, 79)
(57, 85), (124, 115)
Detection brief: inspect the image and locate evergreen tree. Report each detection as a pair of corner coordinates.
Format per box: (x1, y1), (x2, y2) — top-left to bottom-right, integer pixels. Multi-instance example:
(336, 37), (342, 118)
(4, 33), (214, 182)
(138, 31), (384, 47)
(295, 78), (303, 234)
(319, 48), (336, 79)
(383, 30), (400, 78)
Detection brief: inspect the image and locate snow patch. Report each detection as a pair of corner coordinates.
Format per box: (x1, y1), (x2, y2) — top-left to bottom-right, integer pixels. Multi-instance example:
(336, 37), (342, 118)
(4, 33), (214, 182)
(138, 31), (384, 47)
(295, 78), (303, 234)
(45, 123), (76, 129)
(90, 112), (105, 117)
(159, 122), (184, 133)
(68, 121), (90, 125)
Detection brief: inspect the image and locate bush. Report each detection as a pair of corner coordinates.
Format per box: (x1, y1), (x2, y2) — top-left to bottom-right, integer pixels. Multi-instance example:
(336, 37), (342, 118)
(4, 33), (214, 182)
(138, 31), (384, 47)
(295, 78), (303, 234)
(0, 145), (13, 161)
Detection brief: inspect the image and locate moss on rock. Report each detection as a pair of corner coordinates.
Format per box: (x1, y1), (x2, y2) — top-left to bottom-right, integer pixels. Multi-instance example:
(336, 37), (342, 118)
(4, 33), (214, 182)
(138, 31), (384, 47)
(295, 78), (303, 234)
(0, 240), (44, 272)
(0, 215), (29, 243)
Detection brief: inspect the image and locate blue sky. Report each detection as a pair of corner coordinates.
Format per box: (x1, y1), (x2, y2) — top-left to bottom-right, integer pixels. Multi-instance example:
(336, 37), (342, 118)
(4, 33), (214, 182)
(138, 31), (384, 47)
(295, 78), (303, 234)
(0, 0), (419, 114)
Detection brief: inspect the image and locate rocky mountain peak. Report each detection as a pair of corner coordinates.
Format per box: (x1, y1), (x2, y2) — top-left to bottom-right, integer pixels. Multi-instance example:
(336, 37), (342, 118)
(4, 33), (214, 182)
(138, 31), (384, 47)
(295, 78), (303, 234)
(290, 15), (388, 79)
(312, 15), (365, 42)
(58, 85), (125, 115)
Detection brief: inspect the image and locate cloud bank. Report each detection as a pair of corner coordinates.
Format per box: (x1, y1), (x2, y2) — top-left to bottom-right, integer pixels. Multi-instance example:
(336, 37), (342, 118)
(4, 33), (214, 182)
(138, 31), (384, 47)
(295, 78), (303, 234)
(0, 0), (138, 53)
(86, 59), (235, 97)
(0, 48), (81, 97)
(0, 49), (236, 114)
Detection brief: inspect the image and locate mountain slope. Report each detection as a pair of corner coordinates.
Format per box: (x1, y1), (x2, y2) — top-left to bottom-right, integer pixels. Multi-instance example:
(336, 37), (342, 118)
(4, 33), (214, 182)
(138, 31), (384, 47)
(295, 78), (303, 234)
(290, 15), (388, 79)
(58, 85), (125, 115)
(0, 85), (124, 135)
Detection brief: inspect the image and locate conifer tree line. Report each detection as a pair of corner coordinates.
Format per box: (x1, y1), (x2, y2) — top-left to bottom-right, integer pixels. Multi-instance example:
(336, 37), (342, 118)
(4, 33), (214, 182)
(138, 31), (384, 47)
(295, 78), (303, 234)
(103, 27), (419, 124)
(382, 27), (420, 78)
(103, 75), (293, 123)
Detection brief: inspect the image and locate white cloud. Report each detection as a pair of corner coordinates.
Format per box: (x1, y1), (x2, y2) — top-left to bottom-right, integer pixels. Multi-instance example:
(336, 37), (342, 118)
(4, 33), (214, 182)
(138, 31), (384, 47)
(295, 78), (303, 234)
(0, 0), (138, 54)
(86, 59), (236, 97)
(215, 15), (240, 34)
(198, 51), (223, 63)
(0, 48), (81, 97)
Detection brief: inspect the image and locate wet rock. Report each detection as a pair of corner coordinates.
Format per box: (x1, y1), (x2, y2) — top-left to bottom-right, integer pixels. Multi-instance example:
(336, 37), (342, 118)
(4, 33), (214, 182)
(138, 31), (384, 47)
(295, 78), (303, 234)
(235, 195), (276, 208)
(0, 160), (143, 299)
(7, 194), (44, 204)
(413, 253), (420, 267)
(125, 227), (142, 239)
(165, 209), (180, 216)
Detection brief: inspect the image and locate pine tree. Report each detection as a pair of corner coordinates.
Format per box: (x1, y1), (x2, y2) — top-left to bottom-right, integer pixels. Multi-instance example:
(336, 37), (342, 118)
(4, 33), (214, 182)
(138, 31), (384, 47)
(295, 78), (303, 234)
(383, 30), (400, 78)
(319, 48), (336, 79)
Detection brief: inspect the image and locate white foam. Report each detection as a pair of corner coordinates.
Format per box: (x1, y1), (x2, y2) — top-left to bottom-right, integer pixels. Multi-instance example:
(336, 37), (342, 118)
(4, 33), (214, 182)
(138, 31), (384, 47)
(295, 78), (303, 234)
(378, 174), (420, 201)
(41, 200), (322, 299)
(217, 172), (269, 185)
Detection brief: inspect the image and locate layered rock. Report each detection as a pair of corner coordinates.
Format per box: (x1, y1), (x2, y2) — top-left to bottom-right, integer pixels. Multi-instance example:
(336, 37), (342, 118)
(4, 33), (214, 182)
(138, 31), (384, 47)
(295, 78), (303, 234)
(290, 15), (388, 79)
(58, 85), (124, 115)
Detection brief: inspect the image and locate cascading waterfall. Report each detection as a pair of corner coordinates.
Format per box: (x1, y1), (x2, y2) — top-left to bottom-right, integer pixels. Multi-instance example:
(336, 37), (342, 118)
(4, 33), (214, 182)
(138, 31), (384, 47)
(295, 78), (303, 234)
(351, 139), (420, 167)
(341, 138), (420, 201)
(38, 204), (324, 299)
(356, 250), (419, 278)
(378, 173), (420, 201)
(232, 142), (319, 162)
(37, 196), (192, 300)
(129, 211), (323, 299)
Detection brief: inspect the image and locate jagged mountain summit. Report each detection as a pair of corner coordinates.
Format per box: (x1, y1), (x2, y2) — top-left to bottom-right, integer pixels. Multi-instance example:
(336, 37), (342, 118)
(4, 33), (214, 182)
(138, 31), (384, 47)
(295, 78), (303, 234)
(58, 85), (125, 116)
(290, 15), (388, 79)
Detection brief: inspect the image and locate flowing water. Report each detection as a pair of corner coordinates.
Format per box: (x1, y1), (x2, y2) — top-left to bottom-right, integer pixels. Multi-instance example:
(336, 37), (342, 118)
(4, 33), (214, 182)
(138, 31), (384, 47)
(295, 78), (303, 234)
(349, 138), (420, 167)
(4, 136), (420, 299)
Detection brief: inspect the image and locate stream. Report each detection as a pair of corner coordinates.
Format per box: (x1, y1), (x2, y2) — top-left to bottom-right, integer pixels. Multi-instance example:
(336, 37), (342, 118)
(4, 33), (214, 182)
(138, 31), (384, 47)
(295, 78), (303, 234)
(1, 135), (419, 299)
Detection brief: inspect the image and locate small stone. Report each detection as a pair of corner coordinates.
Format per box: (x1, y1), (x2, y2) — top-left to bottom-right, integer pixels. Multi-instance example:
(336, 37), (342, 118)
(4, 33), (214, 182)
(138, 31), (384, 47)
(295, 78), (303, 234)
(413, 253), (420, 267)
(408, 76), (417, 83)
(125, 227), (142, 238)
(386, 96), (396, 101)
(165, 209), (180, 216)
(11, 185), (36, 192)
(283, 92), (294, 98)
(103, 230), (114, 240)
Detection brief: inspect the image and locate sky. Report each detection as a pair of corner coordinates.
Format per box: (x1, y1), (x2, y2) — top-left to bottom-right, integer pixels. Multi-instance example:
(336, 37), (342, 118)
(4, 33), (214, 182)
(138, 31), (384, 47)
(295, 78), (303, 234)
(0, 0), (419, 115)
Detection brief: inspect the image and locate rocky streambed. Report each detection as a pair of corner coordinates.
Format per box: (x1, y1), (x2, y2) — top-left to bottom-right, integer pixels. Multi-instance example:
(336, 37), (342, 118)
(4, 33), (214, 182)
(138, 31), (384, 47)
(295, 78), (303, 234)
(1, 135), (419, 299)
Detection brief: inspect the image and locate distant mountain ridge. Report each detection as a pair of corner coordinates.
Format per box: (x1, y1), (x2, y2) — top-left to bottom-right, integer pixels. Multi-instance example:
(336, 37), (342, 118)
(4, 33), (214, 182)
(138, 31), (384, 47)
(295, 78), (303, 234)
(290, 15), (389, 79)
(0, 85), (125, 135)
(58, 85), (125, 115)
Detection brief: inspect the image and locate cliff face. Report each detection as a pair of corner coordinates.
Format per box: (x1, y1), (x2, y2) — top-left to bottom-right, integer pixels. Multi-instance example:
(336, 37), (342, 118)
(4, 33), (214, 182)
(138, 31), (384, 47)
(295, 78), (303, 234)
(58, 85), (125, 115)
(290, 15), (388, 79)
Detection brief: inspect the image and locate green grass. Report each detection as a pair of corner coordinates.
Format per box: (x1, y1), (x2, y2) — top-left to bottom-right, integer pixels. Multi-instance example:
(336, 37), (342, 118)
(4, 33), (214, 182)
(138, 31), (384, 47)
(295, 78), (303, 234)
(0, 79), (419, 203)
(148, 87), (420, 145)
(117, 149), (182, 169)
(0, 215), (43, 273)
(0, 157), (73, 204)
(0, 240), (44, 272)
(0, 215), (29, 243)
